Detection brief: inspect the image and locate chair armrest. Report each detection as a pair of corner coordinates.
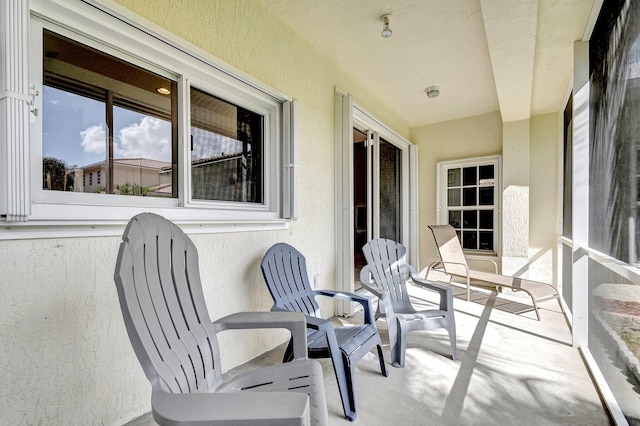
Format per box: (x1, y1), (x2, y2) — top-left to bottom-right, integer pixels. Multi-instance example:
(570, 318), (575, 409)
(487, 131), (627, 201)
(303, 314), (333, 331)
(271, 306), (333, 336)
(315, 289), (372, 310)
(427, 260), (469, 277)
(152, 390), (310, 426)
(359, 265), (389, 298)
(213, 311), (308, 360)
(469, 258), (498, 273)
(359, 265), (382, 295)
(359, 264), (398, 323)
(425, 260), (444, 280)
(271, 306), (333, 332)
(409, 267), (454, 312)
(376, 291), (396, 318)
(427, 260), (444, 271)
(314, 290), (375, 325)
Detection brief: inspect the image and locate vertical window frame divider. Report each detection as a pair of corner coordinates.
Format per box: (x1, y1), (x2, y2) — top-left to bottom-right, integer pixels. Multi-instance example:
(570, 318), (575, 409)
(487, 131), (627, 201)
(177, 74), (190, 208)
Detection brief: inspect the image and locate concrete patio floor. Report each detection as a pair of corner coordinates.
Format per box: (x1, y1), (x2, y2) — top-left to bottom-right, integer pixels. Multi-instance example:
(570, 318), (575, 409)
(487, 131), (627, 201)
(126, 281), (612, 426)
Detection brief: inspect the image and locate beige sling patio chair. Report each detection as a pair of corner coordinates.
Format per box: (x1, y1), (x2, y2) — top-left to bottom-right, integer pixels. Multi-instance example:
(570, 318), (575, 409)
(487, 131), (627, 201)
(360, 238), (457, 368)
(427, 224), (559, 321)
(114, 213), (328, 426)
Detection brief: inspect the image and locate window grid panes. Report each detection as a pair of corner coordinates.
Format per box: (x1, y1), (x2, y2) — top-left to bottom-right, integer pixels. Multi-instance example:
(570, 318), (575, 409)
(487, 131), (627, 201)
(446, 164), (495, 252)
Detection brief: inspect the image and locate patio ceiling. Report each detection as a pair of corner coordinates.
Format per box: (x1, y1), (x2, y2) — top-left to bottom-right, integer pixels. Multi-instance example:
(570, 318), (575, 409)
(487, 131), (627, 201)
(260, 0), (599, 127)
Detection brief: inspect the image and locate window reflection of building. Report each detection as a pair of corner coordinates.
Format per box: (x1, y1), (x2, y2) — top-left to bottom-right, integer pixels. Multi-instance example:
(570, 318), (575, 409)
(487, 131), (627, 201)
(79, 158), (172, 196)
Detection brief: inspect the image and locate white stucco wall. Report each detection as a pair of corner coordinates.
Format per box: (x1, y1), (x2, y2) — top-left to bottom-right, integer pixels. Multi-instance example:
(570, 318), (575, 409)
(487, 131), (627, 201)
(0, 1), (410, 425)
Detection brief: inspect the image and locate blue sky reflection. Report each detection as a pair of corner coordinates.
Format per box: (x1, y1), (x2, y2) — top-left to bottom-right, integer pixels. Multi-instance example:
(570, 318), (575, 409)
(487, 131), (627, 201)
(43, 85), (171, 169)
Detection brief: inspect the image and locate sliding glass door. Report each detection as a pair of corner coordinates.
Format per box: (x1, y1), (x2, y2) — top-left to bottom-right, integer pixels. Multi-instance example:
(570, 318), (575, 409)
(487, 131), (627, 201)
(335, 93), (415, 316)
(353, 127), (403, 290)
(379, 137), (402, 242)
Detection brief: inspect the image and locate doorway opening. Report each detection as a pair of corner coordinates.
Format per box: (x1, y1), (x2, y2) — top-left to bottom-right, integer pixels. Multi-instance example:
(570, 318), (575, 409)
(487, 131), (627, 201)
(352, 127), (402, 291)
(335, 93), (416, 316)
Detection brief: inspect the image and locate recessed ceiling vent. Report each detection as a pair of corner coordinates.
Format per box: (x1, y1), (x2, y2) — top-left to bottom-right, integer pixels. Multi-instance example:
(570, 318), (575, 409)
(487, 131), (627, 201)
(425, 85), (441, 98)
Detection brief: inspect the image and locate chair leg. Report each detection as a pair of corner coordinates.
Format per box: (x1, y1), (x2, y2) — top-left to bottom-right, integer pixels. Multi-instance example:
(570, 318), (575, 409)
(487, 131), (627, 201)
(326, 331), (357, 421)
(387, 318), (402, 368)
(447, 317), (458, 361)
(396, 325), (409, 368)
(376, 344), (388, 377)
(531, 298), (541, 321)
(345, 356), (357, 421)
(557, 295), (565, 315)
(282, 338), (295, 363)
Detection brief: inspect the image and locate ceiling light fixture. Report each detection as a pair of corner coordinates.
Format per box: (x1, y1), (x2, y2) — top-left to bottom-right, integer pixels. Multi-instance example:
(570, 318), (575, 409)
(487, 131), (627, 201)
(381, 14), (393, 38)
(425, 85), (441, 98)
(156, 87), (171, 95)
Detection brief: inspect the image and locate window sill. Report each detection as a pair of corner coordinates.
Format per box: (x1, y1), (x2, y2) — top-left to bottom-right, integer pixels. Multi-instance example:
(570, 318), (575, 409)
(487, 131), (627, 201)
(464, 252), (499, 259)
(0, 218), (289, 240)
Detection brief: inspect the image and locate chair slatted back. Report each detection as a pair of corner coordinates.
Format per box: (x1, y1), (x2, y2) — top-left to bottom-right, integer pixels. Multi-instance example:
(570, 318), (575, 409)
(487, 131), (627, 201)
(428, 224), (469, 276)
(361, 238), (413, 312)
(261, 243), (320, 317)
(114, 213), (222, 394)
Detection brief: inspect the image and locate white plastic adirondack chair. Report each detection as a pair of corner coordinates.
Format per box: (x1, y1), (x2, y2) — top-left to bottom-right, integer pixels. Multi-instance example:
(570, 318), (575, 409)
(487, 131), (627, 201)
(360, 238), (457, 368)
(114, 213), (328, 426)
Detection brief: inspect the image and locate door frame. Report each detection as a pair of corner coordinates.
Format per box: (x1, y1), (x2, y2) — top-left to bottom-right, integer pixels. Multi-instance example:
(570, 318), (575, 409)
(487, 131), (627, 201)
(335, 92), (417, 316)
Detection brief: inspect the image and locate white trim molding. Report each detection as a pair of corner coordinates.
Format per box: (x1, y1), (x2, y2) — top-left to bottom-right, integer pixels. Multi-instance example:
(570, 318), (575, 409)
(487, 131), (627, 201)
(0, 0), (31, 222)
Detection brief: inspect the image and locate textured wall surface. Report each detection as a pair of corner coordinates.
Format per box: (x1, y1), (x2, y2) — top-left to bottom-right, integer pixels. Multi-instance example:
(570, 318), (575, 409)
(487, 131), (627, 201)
(502, 119), (531, 266)
(411, 111), (504, 266)
(1, 0), (410, 425)
(0, 237), (151, 425)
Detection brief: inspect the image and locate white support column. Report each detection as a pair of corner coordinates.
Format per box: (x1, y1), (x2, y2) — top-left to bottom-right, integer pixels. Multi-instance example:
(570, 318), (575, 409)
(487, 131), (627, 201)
(0, 0), (31, 221)
(571, 40), (590, 348)
(501, 119), (530, 275)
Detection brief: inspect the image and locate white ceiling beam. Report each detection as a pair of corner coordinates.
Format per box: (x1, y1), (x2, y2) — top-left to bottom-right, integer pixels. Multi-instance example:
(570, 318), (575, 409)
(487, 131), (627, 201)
(481, 0), (538, 122)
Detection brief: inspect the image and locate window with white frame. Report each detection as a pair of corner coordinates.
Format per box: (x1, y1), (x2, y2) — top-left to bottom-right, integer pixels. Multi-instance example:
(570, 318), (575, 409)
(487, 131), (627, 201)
(437, 156), (501, 254)
(41, 29), (178, 198)
(0, 0), (296, 234)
